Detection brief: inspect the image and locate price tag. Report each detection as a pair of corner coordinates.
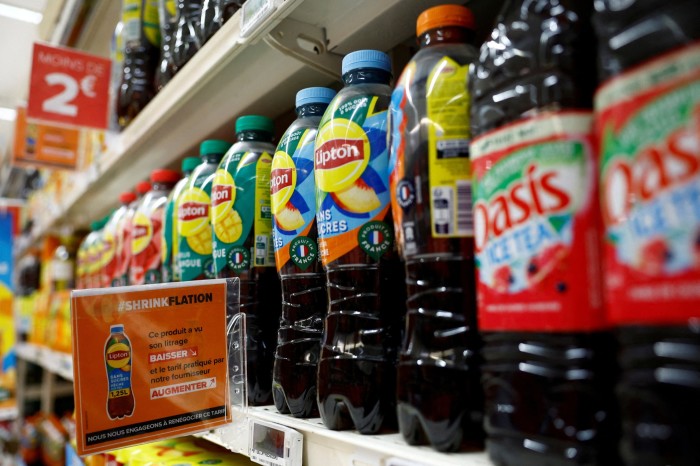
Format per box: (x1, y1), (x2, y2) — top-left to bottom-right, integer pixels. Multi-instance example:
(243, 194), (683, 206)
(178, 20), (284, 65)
(27, 43), (111, 129)
(71, 280), (239, 455)
(240, 0), (275, 38)
(249, 419), (302, 466)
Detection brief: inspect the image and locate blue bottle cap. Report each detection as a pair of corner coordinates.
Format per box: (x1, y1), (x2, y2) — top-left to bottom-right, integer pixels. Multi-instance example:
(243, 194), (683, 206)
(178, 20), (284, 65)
(295, 87), (336, 108)
(111, 325), (124, 333)
(342, 49), (391, 75)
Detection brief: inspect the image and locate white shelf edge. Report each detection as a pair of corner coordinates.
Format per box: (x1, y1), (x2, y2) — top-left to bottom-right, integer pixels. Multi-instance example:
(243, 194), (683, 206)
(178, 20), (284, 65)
(202, 405), (491, 466)
(15, 342), (74, 382)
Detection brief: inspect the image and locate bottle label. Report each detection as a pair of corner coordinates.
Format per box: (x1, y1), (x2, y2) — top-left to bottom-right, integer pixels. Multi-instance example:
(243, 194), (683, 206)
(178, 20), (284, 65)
(101, 230), (116, 286)
(105, 339), (132, 398)
(271, 127), (319, 271)
(427, 57), (473, 238)
(113, 210), (135, 286)
(122, 0), (160, 46)
(472, 112), (605, 331)
(596, 43), (700, 325)
(161, 197), (174, 282)
(315, 94), (393, 265)
(177, 186), (215, 281)
(131, 206), (164, 285)
(212, 151), (274, 274)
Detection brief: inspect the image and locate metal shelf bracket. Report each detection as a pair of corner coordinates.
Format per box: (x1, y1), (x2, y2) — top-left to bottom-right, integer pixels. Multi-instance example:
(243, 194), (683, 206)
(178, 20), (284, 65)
(264, 18), (343, 80)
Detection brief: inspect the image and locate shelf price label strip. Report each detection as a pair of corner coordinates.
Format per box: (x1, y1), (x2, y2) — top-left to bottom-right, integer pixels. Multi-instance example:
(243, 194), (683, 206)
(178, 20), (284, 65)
(71, 279), (240, 456)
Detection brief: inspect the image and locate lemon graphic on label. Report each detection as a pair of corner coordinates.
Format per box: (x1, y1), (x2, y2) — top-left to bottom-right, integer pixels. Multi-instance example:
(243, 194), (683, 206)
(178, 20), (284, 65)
(276, 201), (305, 231)
(131, 211), (152, 255)
(106, 343), (130, 369)
(315, 118), (370, 193)
(332, 178), (381, 213)
(178, 187), (212, 255)
(271, 151), (297, 214)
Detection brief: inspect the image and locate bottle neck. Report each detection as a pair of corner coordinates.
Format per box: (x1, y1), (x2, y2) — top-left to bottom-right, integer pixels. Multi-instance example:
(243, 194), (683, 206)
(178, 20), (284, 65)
(202, 153), (223, 164)
(342, 68), (392, 86)
(297, 103), (329, 118)
(236, 130), (273, 143)
(153, 181), (177, 191)
(419, 26), (475, 48)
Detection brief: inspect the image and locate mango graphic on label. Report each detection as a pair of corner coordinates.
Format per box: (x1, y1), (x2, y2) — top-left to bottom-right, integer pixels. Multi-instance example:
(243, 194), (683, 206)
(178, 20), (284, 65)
(332, 178), (381, 213)
(214, 209), (243, 244)
(275, 201), (305, 231)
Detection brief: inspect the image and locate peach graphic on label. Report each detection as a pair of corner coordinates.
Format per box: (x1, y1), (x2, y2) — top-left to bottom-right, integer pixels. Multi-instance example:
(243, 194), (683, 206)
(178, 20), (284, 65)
(275, 201), (305, 231)
(332, 179), (381, 213)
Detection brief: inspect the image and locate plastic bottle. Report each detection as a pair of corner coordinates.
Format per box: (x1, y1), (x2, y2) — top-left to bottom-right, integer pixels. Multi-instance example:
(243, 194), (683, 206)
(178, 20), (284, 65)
(211, 115), (279, 405)
(469, 2), (617, 464)
(162, 157), (200, 283)
(130, 169), (181, 285)
(315, 50), (404, 434)
(86, 219), (108, 289)
(113, 182), (152, 286)
(176, 140), (231, 281)
(117, 0), (161, 129)
(109, 21), (125, 131)
(172, 0), (203, 71)
(271, 87), (335, 418)
(388, 5), (482, 451)
(200, 0), (244, 43)
(105, 324), (135, 419)
(50, 236), (76, 292)
(104, 192), (137, 288)
(593, 2), (700, 465)
(156, 0), (177, 90)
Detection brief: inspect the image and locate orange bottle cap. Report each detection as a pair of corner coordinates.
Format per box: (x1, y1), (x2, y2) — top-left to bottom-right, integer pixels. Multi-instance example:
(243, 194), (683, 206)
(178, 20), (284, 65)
(416, 4), (475, 37)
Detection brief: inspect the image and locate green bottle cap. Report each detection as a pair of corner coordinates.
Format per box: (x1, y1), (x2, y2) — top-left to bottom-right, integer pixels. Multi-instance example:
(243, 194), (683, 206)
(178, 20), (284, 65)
(235, 115), (274, 135)
(200, 139), (232, 156)
(181, 157), (201, 173)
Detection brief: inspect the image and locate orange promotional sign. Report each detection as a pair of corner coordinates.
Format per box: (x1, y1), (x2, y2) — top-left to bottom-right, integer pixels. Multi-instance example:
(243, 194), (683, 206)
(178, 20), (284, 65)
(71, 280), (233, 455)
(12, 107), (80, 170)
(28, 43), (111, 129)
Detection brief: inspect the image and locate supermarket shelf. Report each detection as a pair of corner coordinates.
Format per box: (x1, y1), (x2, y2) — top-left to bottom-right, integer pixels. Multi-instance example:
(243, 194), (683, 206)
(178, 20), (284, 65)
(24, 0), (460, 243)
(205, 406), (491, 466)
(15, 343), (74, 382)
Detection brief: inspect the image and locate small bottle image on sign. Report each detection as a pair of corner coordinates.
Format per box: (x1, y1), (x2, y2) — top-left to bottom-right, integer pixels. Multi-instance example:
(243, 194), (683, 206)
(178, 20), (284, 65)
(105, 324), (135, 420)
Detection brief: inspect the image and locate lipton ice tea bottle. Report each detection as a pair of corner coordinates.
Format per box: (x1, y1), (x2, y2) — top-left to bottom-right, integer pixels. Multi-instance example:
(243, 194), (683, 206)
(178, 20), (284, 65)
(315, 50), (404, 434)
(130, 169), (181, 285)
(271, 87), (335, 418)
(177, 140), (231, 281)
(113, 182), (151, 286)
(162, 157), (200, 283)
(117, 0), (161, 128)
(105, 325), (135, 419)
(388, 5), (482, 451)
(104, 192), (137, 288)
(156, 0), (176, 90)
(593, 1), (700, 464)
(78, 222), (100, 289)
(211, 115), (279, 405)
(470, 1), (617, 464)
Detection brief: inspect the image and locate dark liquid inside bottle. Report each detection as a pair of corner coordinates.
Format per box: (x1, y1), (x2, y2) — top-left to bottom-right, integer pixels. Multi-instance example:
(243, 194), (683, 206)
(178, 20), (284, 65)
(470, 1), (619, 464)
(593, 1), (700, 465)
(200, 0), (245, 44)
(156, 0), (177, 90)
(272, 262), (325, 417)
(173, 0), (203, 70)
(117, 43), (159, 128)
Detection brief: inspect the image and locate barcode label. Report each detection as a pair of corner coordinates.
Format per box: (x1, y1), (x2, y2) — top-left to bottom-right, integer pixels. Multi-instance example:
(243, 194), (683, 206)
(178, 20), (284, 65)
(456, 181), (473, 235)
